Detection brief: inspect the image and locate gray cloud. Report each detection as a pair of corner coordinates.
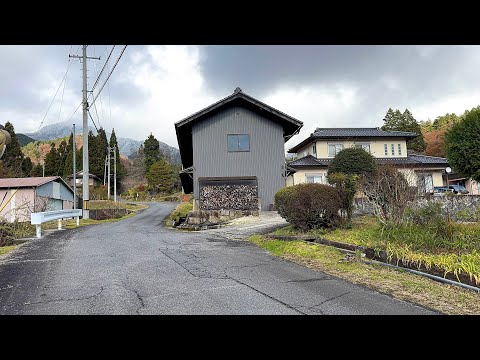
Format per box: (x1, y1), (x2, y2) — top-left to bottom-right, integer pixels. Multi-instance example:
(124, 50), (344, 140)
(2, 45), (480, 150)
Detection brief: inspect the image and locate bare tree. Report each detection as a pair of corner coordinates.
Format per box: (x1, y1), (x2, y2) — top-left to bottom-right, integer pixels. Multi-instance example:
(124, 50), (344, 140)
(361, 165), (418, 225)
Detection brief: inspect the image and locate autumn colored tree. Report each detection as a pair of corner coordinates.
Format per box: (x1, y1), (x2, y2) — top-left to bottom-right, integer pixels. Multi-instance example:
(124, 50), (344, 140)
(423, 129), (447, 157)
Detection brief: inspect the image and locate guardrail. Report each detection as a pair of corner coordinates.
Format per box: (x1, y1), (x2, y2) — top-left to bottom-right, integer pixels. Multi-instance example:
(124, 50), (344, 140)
(31, 209), (83, 238)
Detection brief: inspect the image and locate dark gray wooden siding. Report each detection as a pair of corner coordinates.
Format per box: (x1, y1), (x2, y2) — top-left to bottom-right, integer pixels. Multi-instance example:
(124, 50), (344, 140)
(192, 106), (285, 210)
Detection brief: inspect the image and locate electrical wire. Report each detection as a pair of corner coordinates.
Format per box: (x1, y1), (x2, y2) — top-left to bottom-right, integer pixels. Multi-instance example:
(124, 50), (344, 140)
(38, 53), (73, 131)
(88, 109), (99, 132)
(91, 45), (116, 93)
(90, 45), (127, 108)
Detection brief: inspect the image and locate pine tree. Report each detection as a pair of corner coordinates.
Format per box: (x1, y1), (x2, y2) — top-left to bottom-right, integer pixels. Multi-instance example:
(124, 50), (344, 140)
(381, 108), (397, 130)
(380, 108), (426, 153)
(109, 128), (126, 192)
(87, 130), (101, 178)
(44, 143), (59, 176)
(93, 128), (108, 179)
(3, 122), (25, 177)
(22, 157), (33, 176)
(146, 159), (175, 193)
(403, 109), (426, 152)
(144, 133), (160, 173)
(30, 163), (43, 177)
(56, 140), (68, 175)
(64, 133), (74, 177)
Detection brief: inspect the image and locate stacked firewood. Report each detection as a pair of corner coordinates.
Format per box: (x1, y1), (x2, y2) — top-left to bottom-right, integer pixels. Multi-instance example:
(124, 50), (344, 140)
(200, 184), (258, 210)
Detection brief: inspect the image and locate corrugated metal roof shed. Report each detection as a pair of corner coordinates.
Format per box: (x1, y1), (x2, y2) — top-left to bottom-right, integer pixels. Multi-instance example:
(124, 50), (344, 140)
(0, 176), (60, 188)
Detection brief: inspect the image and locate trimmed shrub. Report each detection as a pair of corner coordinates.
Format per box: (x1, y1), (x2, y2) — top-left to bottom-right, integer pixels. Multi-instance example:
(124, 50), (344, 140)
(327, 147), (377, 180)
(275, 183), (342, 231)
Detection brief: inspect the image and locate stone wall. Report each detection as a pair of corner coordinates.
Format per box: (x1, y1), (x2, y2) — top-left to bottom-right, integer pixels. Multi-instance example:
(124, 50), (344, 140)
(354, 195), (480, 221)
(182, 209), (259, 226)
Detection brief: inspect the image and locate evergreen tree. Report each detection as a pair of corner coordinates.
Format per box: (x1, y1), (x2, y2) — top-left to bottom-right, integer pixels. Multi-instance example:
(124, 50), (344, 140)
(56, 140), (68, 175)
(22, 157), (33, 176)
(381, 108), (397, 130)
(402, 109), (426, 152)
(445, 107), (480, 181)
(146, 159), (175, 193)
(64, 133), (74, 177)
(87, 130), (102, 178)
(3, 122), (24, 177)
(144, 133), (160, 173)
(30, 163), (43, 177)
(381, 108), (426, 153)
(93, 128), (108, 179)
(44, 143), (59, 176)
(109, 128), (126, 192)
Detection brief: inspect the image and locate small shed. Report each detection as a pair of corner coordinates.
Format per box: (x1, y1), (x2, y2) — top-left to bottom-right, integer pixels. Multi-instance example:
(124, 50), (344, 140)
(0, 176), (75, 222)
(65, 171), (101, 188)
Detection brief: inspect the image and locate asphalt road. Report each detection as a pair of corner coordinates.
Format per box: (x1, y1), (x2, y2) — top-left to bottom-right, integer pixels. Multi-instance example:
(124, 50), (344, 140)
(0, 203), (436, 315)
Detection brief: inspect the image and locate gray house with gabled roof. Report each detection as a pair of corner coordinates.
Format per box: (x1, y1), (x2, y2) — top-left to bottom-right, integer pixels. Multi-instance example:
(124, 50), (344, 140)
(175, 87), (303, 211)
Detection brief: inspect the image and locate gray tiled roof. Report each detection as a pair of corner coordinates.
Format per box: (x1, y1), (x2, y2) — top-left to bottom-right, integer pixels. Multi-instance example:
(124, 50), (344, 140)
(289, 154), (449, 168)
(288, 127), (418, 153)
(312, 128), (417, 138)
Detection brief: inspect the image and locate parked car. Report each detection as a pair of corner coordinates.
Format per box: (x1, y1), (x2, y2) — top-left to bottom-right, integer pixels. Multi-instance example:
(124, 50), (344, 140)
(434, 186), (453, 195)
(448, 184), (469, 194)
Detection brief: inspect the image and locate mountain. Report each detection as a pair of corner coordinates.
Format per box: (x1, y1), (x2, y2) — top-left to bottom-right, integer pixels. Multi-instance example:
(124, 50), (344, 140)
(17, 133), (36, 146)
(26, 121), (180, 164)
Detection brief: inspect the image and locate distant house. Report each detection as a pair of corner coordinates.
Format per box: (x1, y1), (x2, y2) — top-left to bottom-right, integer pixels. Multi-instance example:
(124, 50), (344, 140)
(65, 171), (101, 188)
(287, 127), (452, 193)
(0, 176), (75, 222)
(175, 87), (303, 211)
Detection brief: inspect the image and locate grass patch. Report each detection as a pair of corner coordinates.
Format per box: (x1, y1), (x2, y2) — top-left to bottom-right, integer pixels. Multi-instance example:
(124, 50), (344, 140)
(0, 245), (16, 256)
(249, 235), (480, 314)
(273, 215), (480, 286)
(165, 202), (193, 226)
(88, 200), (148, 211)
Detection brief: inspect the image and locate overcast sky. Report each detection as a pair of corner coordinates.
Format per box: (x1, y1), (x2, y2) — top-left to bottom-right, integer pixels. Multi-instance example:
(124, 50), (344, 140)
(2, 45), (479, 149)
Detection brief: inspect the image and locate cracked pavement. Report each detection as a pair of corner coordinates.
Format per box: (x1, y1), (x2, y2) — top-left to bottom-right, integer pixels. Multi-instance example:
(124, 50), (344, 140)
(0, 203), (436, 315)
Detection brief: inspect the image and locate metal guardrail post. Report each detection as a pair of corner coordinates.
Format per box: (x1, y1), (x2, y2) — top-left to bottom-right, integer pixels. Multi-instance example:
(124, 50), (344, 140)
(58, 219), (62, 230)
(36, 225), (41, 238)
(77, 216), (80, 226)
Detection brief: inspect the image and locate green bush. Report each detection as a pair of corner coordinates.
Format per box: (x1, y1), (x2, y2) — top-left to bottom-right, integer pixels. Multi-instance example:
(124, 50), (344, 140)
(167, 202), (193, 223)
(275, 183), (342, 231)
(327, 147), (377, 180)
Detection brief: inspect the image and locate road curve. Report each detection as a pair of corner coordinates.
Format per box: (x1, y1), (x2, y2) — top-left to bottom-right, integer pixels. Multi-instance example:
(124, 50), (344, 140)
(0, 203), (436, 315)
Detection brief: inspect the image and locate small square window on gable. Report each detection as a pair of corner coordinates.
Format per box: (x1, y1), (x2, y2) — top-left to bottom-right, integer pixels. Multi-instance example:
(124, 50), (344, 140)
(227, 134), (250, 152)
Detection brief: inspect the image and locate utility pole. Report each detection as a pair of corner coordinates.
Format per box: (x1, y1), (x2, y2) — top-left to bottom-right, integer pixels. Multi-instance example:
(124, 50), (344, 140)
(114, 145), (117, 203)
(69, 46), (100, 219)
(42, 161), (45, 177)
(103, 155), (108, 186)
(107, 146), (111, 200)
(73, 124), (76, 209)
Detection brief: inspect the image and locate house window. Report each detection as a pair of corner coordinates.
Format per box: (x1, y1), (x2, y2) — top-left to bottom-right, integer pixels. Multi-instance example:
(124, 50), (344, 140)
(328, 143), (344, 157)
(384, 144), (388, 156)
(391, 144), (395, 156)
(398, 144), (402, 156)
(313, 144), (316, 155)
(354, 143), (370, 153)
(306, 174), (325, 184)
(227, 134), (250, 152)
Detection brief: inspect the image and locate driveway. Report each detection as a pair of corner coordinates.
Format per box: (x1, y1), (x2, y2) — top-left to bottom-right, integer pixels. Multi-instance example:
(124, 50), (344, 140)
(0, 203), (436, 314)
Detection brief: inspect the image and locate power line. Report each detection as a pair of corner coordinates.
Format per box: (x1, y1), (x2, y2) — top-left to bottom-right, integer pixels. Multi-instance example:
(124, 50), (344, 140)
(66, 101), (82, 123)
(38, 55), (73, 131)
(88, 109), (99, 132)
(90, 45), (127, 108)
(91, 45), (115, 93)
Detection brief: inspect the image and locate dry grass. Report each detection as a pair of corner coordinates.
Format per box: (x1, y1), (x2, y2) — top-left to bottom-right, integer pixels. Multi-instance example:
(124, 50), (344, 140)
(250, 235), (480, 315)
